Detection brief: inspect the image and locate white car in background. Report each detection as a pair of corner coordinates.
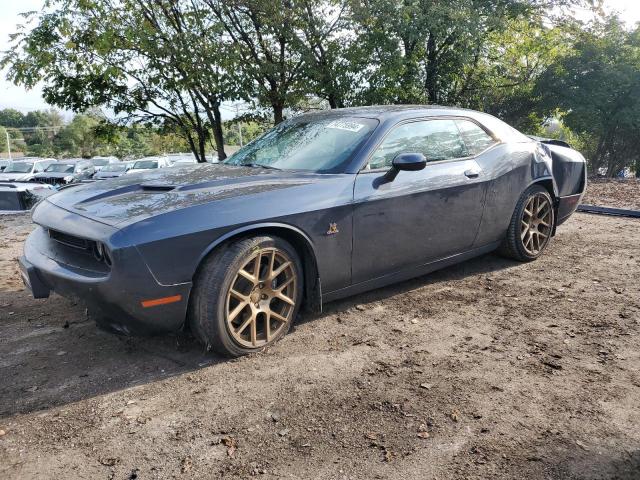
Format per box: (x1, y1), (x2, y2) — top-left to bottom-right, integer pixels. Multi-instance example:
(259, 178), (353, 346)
(93, 161), (133, 179)
(166, 153), (197, 165)
(0, 158), (57, 182)
(126, 157), (171, 174)
(89, 156), (119, 172)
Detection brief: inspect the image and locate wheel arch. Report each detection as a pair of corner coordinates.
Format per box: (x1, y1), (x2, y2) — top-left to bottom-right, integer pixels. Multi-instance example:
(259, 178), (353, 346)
(528, 177), (558, 236)
(194, 223), (322, 313)
(531, 177), (556, 199)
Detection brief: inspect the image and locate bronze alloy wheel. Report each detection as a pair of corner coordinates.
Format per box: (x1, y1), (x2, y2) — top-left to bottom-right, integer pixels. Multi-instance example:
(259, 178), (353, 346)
(520, 192), (553, 256)
(225, 247), (297, 348)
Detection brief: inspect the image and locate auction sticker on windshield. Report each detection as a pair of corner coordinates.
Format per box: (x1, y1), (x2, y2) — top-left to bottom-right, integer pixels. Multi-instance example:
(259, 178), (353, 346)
(326, 120), (365, 132)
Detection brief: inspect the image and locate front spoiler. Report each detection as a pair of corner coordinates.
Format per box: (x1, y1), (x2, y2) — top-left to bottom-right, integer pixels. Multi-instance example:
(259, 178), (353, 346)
(21, 226), (192, 335)
(19, 256), (51, 299)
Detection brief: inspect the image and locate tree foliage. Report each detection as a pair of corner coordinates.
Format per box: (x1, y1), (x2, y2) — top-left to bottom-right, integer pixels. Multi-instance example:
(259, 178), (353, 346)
(4, 0), (639, 175)
(0, 108), (191, 159)
(536, 17), (640, 175)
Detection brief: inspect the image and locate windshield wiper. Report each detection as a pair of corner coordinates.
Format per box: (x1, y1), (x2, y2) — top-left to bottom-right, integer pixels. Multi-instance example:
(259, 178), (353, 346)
(244, 163), (280, 171)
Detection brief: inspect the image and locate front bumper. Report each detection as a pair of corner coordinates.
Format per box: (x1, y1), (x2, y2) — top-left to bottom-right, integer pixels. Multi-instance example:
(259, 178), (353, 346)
(21, 225), (192, 335)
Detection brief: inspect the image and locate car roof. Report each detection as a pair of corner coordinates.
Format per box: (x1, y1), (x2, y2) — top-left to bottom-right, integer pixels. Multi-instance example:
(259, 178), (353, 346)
(134, 157), (161, 162)
(10, 157), (55, 163)
(298, 105), (476, 120)
(297, 105), (531, 143)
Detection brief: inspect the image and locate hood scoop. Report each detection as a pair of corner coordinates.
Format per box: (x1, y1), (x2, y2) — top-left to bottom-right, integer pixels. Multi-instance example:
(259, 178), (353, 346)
(74, 183), (177, 206)
(140, 184), (177, 192)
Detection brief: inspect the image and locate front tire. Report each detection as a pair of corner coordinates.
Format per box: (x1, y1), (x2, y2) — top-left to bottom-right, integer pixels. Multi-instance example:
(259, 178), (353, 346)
(499, 185), (554, 262)
(189, 235), (303, 357)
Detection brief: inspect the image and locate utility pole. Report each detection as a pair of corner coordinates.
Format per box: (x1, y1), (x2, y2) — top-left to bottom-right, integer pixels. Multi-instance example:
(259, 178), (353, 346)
(4, 128), (11, 160)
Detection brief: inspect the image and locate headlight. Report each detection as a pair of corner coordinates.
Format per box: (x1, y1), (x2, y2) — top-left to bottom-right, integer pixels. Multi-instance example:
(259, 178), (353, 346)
(63, 175), (74, 183)
(95, 242), (104, 259)
(93, 242), (112, 266)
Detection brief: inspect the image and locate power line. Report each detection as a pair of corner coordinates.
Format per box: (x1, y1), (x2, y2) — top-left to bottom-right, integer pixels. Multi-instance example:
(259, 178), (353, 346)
(0, 125), (65, 131)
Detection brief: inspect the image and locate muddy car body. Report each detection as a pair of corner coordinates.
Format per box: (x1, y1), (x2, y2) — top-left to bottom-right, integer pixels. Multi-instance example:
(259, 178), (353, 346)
(20, 106), (586, 356)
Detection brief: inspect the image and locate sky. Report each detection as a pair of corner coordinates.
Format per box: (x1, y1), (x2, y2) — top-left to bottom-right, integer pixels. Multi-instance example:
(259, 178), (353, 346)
(0, 0), (639, 115)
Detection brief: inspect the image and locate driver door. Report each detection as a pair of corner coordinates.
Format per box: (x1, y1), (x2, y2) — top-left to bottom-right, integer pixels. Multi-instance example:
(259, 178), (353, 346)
(351, 118), (489, 284)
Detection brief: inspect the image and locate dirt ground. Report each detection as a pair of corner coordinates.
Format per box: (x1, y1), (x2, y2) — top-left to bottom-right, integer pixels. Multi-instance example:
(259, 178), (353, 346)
(582, 178), (640, 210)
(0, 182), (639, 480)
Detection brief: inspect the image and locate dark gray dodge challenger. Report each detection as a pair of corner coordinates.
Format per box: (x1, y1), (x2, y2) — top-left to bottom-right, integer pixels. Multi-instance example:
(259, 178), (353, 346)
(19, 106), (586, 357)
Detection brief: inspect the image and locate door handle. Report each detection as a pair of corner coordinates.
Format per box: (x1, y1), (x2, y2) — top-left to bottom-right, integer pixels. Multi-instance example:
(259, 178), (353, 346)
(464, 169), (481, 179)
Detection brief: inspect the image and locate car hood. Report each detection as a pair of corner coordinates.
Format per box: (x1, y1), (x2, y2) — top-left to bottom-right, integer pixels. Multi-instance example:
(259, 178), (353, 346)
(95, 172), (123, 178)
(0, 172), (30, 181)
(43, 163), (319, 227)
(34, 172), (71, 179)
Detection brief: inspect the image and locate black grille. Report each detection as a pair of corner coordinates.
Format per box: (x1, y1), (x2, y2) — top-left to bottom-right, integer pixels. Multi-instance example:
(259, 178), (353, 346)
(49, 229), (90, 250)
(39, 177), (65, 185)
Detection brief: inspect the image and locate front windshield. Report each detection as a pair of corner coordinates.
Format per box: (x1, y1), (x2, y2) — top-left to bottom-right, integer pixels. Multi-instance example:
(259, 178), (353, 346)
(132, 160), (158, 169)
(45, 164), (75, 173)
(101, 163), (127, 172)
(224, 116), (378, 173)
(4, 162), (33, 173)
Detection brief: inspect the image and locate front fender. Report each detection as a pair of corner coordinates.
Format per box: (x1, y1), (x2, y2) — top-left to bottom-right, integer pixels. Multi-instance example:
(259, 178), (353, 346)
(194, 221), (319, 270)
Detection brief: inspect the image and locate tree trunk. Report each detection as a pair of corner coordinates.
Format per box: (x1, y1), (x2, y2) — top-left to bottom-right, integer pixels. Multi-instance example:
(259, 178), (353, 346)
(197, 128), (207, 163)
(212, 103), (226, 161)
(425, 33), (439, 104)
(401, 38), (419, 103)
(273, 103), (284, 124)
(183, 128), (201, 163)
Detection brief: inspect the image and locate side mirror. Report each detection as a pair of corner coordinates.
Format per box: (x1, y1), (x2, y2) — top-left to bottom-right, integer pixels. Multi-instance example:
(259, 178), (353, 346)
(392, 152), (427, 171)
(383, 152), (427, 182)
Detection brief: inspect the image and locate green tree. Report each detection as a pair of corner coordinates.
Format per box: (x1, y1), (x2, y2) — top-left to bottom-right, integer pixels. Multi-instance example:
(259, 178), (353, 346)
(536, 17), (640, 175)
(0, 126), (7, 153)
(205, 0), (309, 124)
(54, 113), (105, 157)
(0, 109), (25, 128)
(2, 0), (232, 162)
(462, 18), (575, 131)
(347, 0), (583, 109)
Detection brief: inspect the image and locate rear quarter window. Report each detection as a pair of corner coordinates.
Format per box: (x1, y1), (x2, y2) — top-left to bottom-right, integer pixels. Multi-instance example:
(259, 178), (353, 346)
(455, 120), (496, 156)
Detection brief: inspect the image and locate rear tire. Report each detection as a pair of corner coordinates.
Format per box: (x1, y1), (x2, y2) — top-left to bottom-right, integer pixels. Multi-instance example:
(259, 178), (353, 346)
(498, 185), (554, 262)
(189, 235), (303, 357)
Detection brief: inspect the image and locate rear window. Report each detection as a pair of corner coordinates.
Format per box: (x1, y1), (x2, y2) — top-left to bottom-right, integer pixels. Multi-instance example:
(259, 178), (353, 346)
(4, 162), (33, 173)
(133, 160), (158, 169)
(46, 164), (75, 173)
(101, 164), (127, 172)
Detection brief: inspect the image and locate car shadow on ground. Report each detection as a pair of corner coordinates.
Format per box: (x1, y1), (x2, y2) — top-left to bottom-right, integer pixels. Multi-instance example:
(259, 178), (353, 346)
(299, 251), (521, 323)
(0, 251), (519, 419)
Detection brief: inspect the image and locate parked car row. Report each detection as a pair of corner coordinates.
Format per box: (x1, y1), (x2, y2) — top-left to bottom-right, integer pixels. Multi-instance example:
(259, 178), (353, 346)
(0, 154), (203, 188)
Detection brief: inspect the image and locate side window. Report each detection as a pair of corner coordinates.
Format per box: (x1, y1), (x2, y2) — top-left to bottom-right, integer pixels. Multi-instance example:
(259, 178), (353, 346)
(367, 119), (467, 170)
(455, 119), (495, 156)
(34, 163), (44, 173)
